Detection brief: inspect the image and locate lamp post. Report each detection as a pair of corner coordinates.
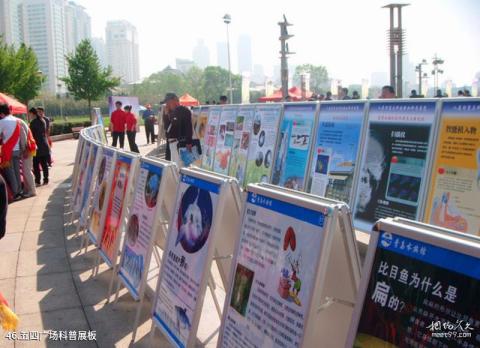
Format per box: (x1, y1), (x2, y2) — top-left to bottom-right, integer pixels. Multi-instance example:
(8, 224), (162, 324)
(431, 54), (444, 92)
(223, 14), (233, 104)
(415, 59), (427, 96)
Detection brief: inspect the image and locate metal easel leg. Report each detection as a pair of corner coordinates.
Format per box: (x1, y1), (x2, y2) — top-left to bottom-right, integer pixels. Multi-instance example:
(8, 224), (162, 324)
(130, 293), (146, 343)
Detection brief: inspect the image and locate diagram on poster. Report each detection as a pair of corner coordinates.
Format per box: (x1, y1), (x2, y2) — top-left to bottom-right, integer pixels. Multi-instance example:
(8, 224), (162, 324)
(153, 174), (220, 347)
(228, 106), (256, 186)
(308, 103), (365, 202)
(244, 104), (282, 186)
(353, 102), (436, 232)
(213, 106), (238, 175)
(100, 154), (132, 266)
(119, 161), (163, 297)
(201, 107), (221, 171)
(424, 100), (480, 236)
(219, 191), (326, 348)
(272, 103), (316, 191)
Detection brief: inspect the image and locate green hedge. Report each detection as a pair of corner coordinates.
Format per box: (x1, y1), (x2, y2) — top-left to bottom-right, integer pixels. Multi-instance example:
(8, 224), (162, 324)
(50, 120), (92, 136)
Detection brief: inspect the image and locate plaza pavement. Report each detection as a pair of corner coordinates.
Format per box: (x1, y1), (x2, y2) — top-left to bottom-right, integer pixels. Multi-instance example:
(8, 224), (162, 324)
(0, 127), (225, 347)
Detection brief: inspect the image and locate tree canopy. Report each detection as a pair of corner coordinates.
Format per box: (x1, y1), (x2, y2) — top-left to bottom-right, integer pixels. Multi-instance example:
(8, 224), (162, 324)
(293, 64), (329, 94)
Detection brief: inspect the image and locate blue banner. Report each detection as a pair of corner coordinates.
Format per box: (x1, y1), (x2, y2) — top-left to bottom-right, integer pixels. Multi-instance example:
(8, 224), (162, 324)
(180, 174), (220, 194)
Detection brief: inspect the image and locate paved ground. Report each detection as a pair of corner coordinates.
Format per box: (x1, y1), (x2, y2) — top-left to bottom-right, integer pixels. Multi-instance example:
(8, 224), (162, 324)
(0, 128), (224, 347)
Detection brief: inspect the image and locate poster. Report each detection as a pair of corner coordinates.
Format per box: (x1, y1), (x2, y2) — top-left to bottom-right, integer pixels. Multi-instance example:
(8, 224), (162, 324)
(271, 103), (317, 191)
(219, 191), (326, 348)
(352, 230), (480, 348)
(213, 106), (238, 175)
(190, 107), (203, 166)
(78, 144), (99, 226)
(72, 141), (91, 214)
(308, 102), (365, 203)
(87, 148), (115, 245)
(424, 100), (480, 236)
(119, 160), (163, 299)
(228, 105), (256, 186)
(244, 104), (282, 186)
(353, 102), (437, 232)
(99, 154), (133, 266)
(201, 107), (221, 171)
(153, 174), (220, 348)
(93, 108), (107, 144)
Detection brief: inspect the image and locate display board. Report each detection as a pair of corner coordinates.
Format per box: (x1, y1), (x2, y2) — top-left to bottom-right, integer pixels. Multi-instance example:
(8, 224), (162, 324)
(228, 105), (256, 187)
(272, 103), (318, 191)
(353, 100), (438, 232)
(87, 147), (116, 245)
(201, 107), (222, 171)
(191, 107), (204, 166)
(424, 99), (480, 236)
(244, 104), (283, 186)
(218, 183), (361, 348)
(71, 135), (85, 191)
(78, 142), (100, 227)
(213, 106), (238, 175)
(92, 108), (107, 144)
(72, 140), (91, 215)
(151, 168), (242, 348)
(307, 102), (366, 204)
(99, 152), (139, 267)
(346, 218), (480, 348)
(196, 106), (209, 147)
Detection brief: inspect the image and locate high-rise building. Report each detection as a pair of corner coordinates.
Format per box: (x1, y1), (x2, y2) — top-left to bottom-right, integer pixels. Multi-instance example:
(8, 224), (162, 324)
(22, 0), (67, 94)
(251, 64), (265, 84)
(64, 1), (91, 53)
(175, 58), (194, 74)
(0, 0), (23, 47)
(237, 34), (252, 74)
(216, 41), (228, 70)
(106, 20), (139, 84)
(91, 37), (107, 68)
(192, 39), (209, 68)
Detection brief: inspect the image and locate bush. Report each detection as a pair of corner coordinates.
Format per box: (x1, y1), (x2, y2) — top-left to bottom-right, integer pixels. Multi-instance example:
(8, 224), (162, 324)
(50, 120), (92, 136)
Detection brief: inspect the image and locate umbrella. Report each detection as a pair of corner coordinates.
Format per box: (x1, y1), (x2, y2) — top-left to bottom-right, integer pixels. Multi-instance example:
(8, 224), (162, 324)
(0, 93), (27, 114)
(179, 93), (200, 107)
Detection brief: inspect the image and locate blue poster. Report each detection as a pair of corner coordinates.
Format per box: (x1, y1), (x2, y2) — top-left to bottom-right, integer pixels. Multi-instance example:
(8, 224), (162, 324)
(308, 102), (365, 203)
(271, 103), (317, 191)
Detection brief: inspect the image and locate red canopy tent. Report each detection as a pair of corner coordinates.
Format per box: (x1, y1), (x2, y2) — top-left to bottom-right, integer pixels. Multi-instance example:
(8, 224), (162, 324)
(179, 93), (200, 107)
(258, 86), (313, 102)
(0, 92), (27, 114)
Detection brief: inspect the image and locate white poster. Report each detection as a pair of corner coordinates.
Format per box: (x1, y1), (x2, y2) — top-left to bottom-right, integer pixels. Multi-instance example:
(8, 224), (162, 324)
(213, 106), (238, 175)
(201, 107), (222, 171)
(153, 174), (220, 348)
(78, 144), (99, 226)
(219, 191), (326, 348)
(72, 141), (91, 214)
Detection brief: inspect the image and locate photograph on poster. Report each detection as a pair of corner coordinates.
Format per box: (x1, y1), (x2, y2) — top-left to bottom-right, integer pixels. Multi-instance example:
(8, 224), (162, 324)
(144, 172), (160, 208)
(353, 231), (480, 348)
(230, 263), (255, 316)
(127, 214), (139, 245)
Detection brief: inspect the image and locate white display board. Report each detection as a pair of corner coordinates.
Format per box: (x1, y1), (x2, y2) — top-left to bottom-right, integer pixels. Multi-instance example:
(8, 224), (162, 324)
(202, 107), (222, 171)
(151, 167), (242, 348)
(346, 218), (480, 348)
(217, 183), (361, 348)
(213, 106), (239, 175)
(78, 142), (102, 228)
(71, 140), (92, 217)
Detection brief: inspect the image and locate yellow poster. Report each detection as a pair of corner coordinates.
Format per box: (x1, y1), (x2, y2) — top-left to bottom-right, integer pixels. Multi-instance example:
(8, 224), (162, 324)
(424, 100), (480, 235)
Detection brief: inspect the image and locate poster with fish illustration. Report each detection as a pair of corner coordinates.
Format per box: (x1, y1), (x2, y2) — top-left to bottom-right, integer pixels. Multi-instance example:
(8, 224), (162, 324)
(213, 106), (238, 175)
(218, 190), (326, 348)
(201, 107), (222, 171)
(153, 173), (220, 347)
(118, 160), (163, 299)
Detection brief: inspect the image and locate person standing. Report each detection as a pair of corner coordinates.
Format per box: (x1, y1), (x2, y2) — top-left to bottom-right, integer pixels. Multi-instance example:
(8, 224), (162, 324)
(30, 107), (50, 185)
(161, 93), (193, 166)
(19, 110), (37, 196)
(142, 104), (156, 145)
(125, 105), (140, 153)
(110, 101), (126, 148)
(219, 95), (228, 104)
(380, 85), (396, 99)
(36, 107), (52, 166)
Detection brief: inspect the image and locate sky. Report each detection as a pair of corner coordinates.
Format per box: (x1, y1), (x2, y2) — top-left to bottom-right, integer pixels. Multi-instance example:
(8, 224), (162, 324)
(76, 0), (480, 87)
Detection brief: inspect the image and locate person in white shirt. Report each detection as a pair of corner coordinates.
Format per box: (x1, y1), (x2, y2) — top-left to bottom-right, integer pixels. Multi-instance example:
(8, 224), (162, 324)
(0, 104), (22, 198)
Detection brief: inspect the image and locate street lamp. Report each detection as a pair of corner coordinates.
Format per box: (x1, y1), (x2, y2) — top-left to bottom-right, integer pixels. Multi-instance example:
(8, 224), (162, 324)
(431, 54), (444, 93)
(415, 59), (427, 96)
(223, 14), (233, 104)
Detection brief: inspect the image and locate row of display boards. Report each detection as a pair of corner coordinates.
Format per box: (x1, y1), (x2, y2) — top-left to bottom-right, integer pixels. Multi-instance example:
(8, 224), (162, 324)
(70, 123), (480, 348)
(185, 98), (480, 237)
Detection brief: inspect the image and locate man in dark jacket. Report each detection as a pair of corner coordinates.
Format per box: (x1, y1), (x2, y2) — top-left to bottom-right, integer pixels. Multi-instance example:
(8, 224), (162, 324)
(29, 108), (50, 185)
(161, 93), (192, 165)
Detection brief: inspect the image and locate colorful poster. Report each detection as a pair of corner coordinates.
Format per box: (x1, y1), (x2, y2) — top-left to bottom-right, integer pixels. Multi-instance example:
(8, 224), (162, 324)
(353, 102), (437, 232)
(78, 144), (99, 226)
(244, 104), (282, 186)
(119, 160), (163, 299)
(424, 100), (480, 236)
(228, 105), (256, 186)
(213, 106), (238, 175)
(308, 102), (365, 203)
(87, 148), (115, 245)
(93, 108), (107, 144)
(72, 141), (91, 214)
(352, 230), (480, 348)
(271, 103), (317, 191)
(99, 154), (133, 266)
(201, 107), (221, 170)
(219, 191), (326, 348)
(196, 106), (209, 145)
(153, 174), (220, 348)
(190, 107), (203, 166)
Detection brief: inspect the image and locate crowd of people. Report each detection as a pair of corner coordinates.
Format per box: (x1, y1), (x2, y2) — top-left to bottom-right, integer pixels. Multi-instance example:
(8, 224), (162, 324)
(0, 104), (52, 203)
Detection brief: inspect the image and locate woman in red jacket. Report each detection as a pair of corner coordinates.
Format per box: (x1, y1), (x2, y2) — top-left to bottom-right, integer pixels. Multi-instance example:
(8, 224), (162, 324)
(124, 105), (139, 153)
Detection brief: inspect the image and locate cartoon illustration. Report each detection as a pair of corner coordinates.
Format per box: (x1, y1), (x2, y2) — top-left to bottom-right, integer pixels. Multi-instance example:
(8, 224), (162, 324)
(230, 263), (254, 316)
(175, 306), (191, 332)
(144, 172), (160, 208)
(431, 192), (468, 232)
(278, 227), (302, 306)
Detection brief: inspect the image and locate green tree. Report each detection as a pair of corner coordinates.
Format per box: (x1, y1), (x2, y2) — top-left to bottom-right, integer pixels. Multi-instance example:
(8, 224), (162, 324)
(62, 39), (120, 118)
(293, 64), (329, 94)
(0, 41), (16, 93)
(184, 66), (205, 103)
(11, 44), (43, 104)
(203, 66), (241, 103)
